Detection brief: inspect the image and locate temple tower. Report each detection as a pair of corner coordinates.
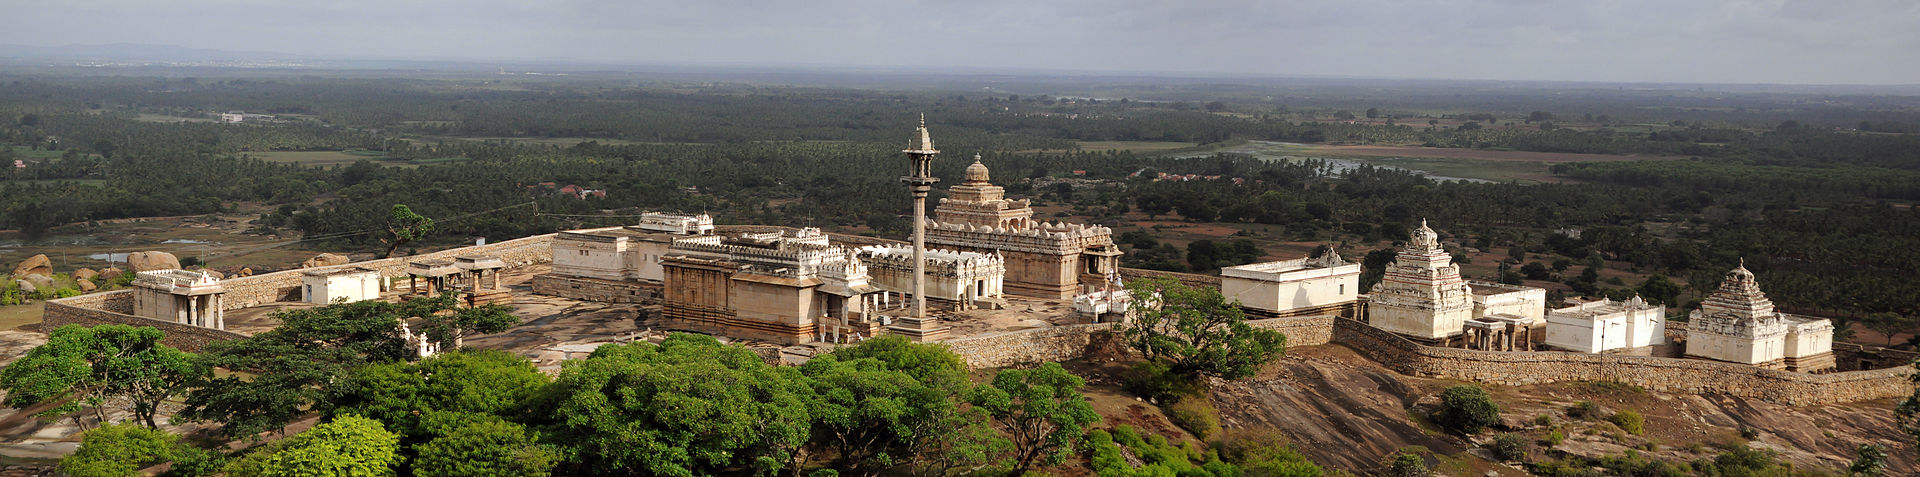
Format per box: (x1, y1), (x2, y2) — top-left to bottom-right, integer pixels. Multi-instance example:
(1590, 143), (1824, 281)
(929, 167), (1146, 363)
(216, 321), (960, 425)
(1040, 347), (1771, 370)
(1366, 219), (1476, 341)
(891, 115), (949, 340)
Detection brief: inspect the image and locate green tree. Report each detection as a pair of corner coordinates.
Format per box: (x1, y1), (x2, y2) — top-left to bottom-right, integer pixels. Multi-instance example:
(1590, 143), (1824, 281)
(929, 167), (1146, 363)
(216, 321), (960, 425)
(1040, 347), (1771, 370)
(1434, 385), (1501, 434)
(531, 333), (812, 477)
(1865, 312), (1912, 347)
(970, 362), (1100, 476)
(59, 423), (180, 477)
(259, 414), (403, 477)
(414, 414), (556, 477)
(1119, 277), (1287, 380)
(382, 204), (434, 258)
(0, 324), (202, 429)
(800, 336), (983, 474)
(1895, 360), (1920, 460)
(1636, 274), (1684, 306)
(327, 349), (549, 441)
(406, 292), (521, 349)
(179, 298), (438, 439)
(1848, 443), (1887, 477)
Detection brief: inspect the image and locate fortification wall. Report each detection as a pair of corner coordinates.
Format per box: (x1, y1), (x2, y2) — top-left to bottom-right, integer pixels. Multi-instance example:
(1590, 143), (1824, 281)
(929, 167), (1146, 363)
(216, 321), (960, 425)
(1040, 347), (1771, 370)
(215, 234), (555, 310)
(42, 300), (246, 352)
(1328, 318), (1910, 406)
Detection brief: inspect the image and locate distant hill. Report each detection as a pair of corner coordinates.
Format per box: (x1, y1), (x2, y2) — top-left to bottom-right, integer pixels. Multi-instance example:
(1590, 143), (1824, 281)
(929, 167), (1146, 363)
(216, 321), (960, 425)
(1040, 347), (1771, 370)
(0, 43), (302, 62)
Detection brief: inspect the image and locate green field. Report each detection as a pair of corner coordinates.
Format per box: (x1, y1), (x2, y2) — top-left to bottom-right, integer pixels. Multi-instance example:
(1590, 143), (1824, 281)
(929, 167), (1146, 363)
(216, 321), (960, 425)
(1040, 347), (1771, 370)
(1075, 141), (1201, 152)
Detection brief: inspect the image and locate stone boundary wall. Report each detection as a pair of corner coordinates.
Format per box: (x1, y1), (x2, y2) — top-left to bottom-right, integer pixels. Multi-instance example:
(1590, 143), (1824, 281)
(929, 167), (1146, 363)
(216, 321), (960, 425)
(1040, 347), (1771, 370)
(530, 274), (660, 303)
(211, 234), (556, 310)
(42, 301), (246, 352)
(1328, 318), (1911, 405)
(943, 315), (1907, 405)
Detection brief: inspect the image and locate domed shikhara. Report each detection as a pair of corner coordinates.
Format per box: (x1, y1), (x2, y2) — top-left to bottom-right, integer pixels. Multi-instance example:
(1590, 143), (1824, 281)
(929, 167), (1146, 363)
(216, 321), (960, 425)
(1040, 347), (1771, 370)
(1409, 219), (1440, 252)
(934, 153), (1032, 230)
(965, 155), (990, 183)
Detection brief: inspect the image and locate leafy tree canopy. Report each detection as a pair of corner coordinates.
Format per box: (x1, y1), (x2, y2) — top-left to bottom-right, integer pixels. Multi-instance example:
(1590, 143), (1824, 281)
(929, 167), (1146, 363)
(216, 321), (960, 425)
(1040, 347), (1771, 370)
(970, 362), (1101, 476)
(0, 324), (202, 428)
(1119, 277), (1288, 380)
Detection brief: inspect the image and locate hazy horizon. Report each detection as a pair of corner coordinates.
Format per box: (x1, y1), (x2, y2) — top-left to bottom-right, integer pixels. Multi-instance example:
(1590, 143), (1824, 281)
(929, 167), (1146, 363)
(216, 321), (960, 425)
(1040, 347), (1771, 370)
(3, 0), (1918, 85)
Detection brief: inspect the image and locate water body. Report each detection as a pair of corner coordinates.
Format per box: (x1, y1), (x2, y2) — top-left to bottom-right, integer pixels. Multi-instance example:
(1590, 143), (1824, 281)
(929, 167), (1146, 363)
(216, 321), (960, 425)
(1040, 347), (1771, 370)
(1177, 140), (1492, 183)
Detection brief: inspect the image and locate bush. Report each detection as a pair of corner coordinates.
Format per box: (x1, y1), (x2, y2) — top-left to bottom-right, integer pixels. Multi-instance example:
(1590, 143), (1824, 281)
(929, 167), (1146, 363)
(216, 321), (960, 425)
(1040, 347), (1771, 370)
(1384, 453), (1429, 477)
(1166, 397), (1221, 440)
(1609, 410), (1644, 436)
(1122, 360), (1205, 402)
(1489, 433), (1529, 461)
(1208, 429), (1322, 477)
(1533, 414), (1553, 427)
(1544, 429), (1566, 447)
(1568, 400), (1602, 420)
(1434, 385), (1501, 434)
(60, 423), (179, 477)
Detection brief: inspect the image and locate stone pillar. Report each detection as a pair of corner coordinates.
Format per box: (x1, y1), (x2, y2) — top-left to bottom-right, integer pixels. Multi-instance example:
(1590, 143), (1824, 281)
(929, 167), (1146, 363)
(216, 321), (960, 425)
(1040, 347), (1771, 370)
(188, 295), (200, 327)
(215, 294), (225, 330)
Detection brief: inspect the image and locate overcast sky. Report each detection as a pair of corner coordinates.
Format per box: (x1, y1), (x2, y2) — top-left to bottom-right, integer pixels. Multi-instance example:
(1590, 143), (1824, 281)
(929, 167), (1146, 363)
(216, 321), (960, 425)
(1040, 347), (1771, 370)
(2, 0), (1917, 84)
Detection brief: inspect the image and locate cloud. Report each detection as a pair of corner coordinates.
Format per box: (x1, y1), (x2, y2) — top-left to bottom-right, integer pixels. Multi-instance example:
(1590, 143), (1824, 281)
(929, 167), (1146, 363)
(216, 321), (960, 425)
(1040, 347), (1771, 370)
(0, 0), (1915, 84)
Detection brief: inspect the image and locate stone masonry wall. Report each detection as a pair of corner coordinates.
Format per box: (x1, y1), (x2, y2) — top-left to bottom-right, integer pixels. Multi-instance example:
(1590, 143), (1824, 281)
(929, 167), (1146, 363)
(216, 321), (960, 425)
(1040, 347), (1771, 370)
(42, 301), (247, 352)
(530, 274), (661, 303)
(216, 234), (555, 310)
(1328, 318), (1910, 406)
(943, 315), (1907, 405)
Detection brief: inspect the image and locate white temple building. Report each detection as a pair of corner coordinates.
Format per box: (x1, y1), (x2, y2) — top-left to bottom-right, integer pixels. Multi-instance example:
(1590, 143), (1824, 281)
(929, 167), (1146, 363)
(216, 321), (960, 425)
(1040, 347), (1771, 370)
(854, 244), (1006, 310)
(1220, 250), (1362, 318)
(1684, 262), (1835, 372)
(132, 269), (227, 330)
(301, 267), (382, 305)
(1367, 220), (1478, 340)
(1544, 296), (1666, 353)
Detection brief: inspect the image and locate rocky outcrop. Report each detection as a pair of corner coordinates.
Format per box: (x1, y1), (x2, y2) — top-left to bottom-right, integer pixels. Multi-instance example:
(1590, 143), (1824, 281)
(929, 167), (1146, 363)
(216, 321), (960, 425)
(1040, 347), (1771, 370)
(126, 252), (181, 273)
(301, 253), (351, 269)
(14, 280), (35, 294)
(73, 268), (98, 281)
(76, 279), (96, 292)
(11, 255), (51, 278)
(98, 267), (124, 281)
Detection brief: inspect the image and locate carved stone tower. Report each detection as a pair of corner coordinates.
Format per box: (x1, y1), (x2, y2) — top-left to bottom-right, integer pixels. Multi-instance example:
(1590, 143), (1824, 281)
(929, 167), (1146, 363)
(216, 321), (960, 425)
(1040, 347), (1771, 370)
(892, 115), (949, 341)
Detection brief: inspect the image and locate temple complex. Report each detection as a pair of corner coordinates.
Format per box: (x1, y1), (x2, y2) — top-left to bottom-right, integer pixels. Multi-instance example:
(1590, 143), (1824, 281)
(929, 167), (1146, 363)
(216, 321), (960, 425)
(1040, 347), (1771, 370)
(854, 244), (1006, 310)
(1466, 280), (1548, 325)
(925, 155), (1122, 299)
(1685, 262), (1834, 372)
(1366, 220), (1477, 340)
(1544, 296), (1665, 353)
(1219, 250), (1361, 319)
(532, 213), (713, 303)
(659, 228), (895, 344)
(132, 269), (227, 330)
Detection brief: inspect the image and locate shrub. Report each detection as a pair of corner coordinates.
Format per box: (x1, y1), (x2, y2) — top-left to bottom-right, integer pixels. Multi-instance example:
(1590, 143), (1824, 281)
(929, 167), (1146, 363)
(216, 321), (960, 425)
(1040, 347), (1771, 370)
(1209, 429), (1323, 477)
(1122, 360), (1205, 402)
(1568, 400), (1602, 420)
(1166, 397), (1222, 440)
(1544, 429), (1566, 447)
(1434, 385), (1501, 434)
(1738, 426), (1759, 440)
(1533, 414), (1553, 427)
(1609, 410), (1644, 436)
(1384, 453), (1429, 477)
(1489, 433), (1529, 461)
(60, 423), (179, 477)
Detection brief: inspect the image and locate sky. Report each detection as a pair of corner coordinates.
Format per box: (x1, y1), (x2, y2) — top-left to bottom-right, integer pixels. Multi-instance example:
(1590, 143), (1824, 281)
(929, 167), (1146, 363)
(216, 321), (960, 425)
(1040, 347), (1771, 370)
(2, 0), (1918, 84)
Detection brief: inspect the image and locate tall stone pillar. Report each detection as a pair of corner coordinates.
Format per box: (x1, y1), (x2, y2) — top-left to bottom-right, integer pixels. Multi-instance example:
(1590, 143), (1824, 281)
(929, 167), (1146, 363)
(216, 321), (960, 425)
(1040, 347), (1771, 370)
(891, 115), (950, 341)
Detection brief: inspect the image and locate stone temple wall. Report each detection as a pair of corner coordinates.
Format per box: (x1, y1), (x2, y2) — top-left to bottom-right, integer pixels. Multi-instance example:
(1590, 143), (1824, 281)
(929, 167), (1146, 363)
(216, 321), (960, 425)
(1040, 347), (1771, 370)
(941, 314), (1907, 405)
(1327, 318), (1910, 406)
(42, 300), (247, 352)
(216, 234), (556, 310)
(42, 234), (559, 350)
